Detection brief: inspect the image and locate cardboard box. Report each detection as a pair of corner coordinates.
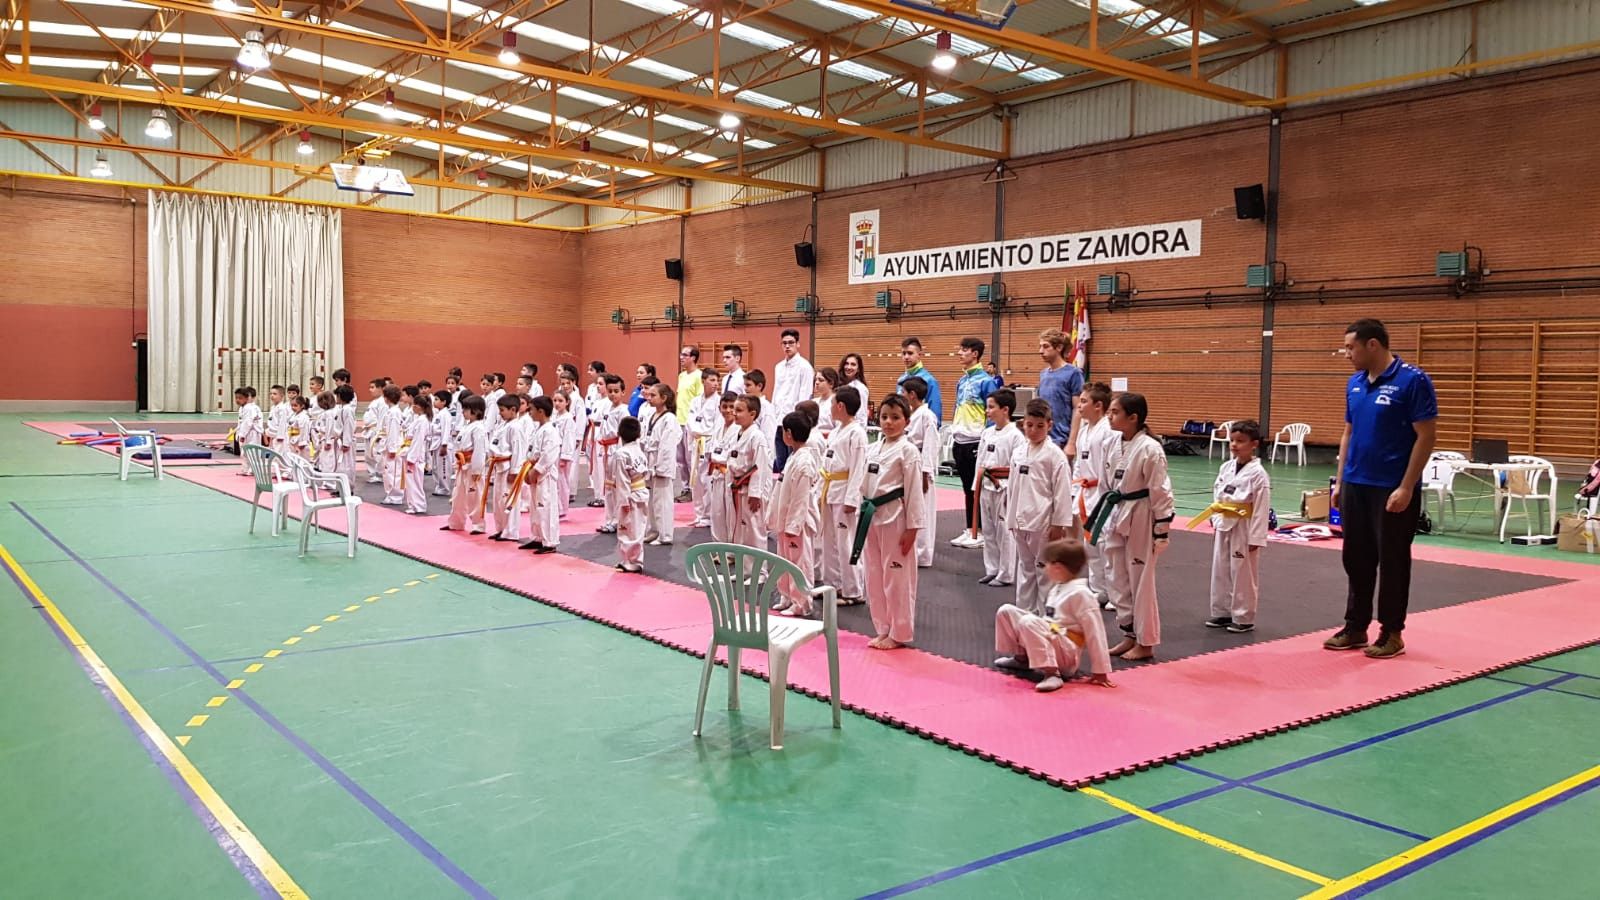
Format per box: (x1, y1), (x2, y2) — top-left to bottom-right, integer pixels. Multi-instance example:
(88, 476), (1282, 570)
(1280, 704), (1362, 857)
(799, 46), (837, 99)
(1302, 488), (1331, 522)
(1557, 514), (1599, 554)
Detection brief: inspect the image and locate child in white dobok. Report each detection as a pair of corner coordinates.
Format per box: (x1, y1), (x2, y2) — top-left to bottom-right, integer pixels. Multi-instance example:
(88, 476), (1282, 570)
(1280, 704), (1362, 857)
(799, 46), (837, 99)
(976, 389), (1024, 588)
(857, 394), (926, 650)
(772, 412), (822, 617)
(994, 539), (1114, 692)
(1086, 392), (1175, 663)
(1198, 419), (1271, 633)
(1008, 399), (1074, 615)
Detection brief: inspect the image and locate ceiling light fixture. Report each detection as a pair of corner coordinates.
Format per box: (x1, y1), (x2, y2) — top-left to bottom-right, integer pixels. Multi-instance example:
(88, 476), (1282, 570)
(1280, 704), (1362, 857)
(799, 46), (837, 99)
(144, 107), (172, 140)
(237, 30), (271, 70)
(88, 102), (106, 131)
(297, 129), (314, 155)
(931, 32), (957, 72)
(476, 171), (489, 187)
(718, 112), (741, 131)
(90, 152), (112, 178)
(212, 0), (241, 10)
(499, 31), (519, 66)
(381, 88), (399, 120)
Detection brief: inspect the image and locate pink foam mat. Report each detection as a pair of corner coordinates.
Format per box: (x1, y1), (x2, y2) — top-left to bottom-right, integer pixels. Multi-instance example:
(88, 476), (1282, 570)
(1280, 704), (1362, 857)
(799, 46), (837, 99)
(108, 441), (1600, 786)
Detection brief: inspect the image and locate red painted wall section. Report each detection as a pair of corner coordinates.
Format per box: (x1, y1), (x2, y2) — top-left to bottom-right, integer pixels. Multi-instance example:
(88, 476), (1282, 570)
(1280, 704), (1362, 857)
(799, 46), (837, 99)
(0, 305), (138, 401)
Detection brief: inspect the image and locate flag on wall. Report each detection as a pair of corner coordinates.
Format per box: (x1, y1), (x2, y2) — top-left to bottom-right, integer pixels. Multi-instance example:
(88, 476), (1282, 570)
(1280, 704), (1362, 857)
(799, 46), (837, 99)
(1064, 280), (1091, 373)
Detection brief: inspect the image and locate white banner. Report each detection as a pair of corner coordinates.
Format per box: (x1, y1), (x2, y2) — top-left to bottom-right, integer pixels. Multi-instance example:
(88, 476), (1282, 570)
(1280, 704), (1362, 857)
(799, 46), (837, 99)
(846, 217), (1202, 285)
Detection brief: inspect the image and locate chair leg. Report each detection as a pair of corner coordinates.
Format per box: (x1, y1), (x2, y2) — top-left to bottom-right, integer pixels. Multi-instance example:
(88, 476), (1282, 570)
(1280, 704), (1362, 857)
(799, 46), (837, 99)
(726, 646), (741, 710)
(693, 640), (718, 738)
(299, 512), (311, 557)
(153, 446), (163, 480)
(346, 507), (358, 558)
(1297, 444), (1306, 467)
(827, 638), (842, 730)
(250, 491), (260, 533)
(120, 448), (130, 481)
(768, 649), (791, 751)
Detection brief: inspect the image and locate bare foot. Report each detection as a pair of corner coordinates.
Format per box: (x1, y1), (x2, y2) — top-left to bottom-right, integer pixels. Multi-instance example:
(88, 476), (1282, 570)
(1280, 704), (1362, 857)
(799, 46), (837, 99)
(1121, 645), (1155, 662)
(876, 638), (905, 650)
(1109, 636), (1137, 657)
(867, 636), (887, 649)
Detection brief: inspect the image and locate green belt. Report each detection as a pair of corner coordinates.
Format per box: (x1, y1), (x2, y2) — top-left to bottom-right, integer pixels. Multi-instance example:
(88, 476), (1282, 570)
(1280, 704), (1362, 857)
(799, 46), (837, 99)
(1085, 488), (1151, 546)
(850, 487), (906, 564)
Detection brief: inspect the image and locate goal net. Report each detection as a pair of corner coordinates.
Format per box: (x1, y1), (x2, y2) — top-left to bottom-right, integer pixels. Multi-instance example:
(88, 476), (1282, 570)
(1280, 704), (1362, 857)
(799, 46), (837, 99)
(215, 348), (328, 412)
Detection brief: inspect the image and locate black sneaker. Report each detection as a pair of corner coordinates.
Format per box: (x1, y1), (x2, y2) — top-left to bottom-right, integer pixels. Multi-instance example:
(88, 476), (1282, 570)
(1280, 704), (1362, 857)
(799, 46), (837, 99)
(1226, 622), (1255, 633)
(519, 540), (544, 550)
(1323, 628), (1369, 651)
(1205, 616), (1233, 629)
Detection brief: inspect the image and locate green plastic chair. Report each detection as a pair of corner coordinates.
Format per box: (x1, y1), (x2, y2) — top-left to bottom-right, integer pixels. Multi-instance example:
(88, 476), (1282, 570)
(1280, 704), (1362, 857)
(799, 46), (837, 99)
(685, 542), (840, 750)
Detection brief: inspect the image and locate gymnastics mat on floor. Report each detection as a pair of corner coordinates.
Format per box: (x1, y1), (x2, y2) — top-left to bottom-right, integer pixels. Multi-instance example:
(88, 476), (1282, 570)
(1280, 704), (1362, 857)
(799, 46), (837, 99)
(167, 461), (1600, 787)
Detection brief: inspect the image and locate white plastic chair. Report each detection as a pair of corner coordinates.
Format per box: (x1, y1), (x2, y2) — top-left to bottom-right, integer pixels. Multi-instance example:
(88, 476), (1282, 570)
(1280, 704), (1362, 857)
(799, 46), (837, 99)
(1499, 454), (1558, 542)
(242, 444), (297, 536)
(685, 543), (840, 751)
(1208, 421), (1235, 460)
(282, 454), (363, 558)
(109, 417), (163, 481)
(1420, 451), (1466, 527)
(1271, 423), (1313, 466)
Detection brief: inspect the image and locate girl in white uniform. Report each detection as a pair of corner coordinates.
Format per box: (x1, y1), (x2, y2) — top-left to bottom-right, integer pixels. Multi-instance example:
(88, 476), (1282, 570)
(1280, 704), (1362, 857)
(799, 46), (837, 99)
(772, 412), (822, 616)
(442, 397), (489, 533)
(552, 390), (578, 518)
(855, 394), (926, 649)
(1008, 399), (1075, 615)
(584, 365), (610, 504)
(642, 384), (683, 545)
(976, 390), (1024, 587)
(1202, 420), (1271, 633)
(820, 387), (868, 603)
(727, 396), (774, 549)
(402, 396), (432, 515)
(313, 392), (339, 474)
(1087, 392), (1175, 662)
(287, 396), (312, 462)
(233, 388), (263, 475)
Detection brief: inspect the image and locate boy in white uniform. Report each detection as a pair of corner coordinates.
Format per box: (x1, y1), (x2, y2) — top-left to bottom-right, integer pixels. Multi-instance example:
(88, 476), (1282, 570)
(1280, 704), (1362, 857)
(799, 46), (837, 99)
(594, 375), (629, 534)
(611, 417), (650, 573)
(583, 364), (610, 505)
(642, 383), (683, 546)
(901, 377), (941, 568)
(518, 396), (562, 553)
(336, 385), (358, 484)
(1200, 420), (1271, 633)
(705, 393), (738, 543)
(265, 384), (290, 456)
(1071, 383), (1116, 608)
(361, 379), (387, 483)
(688, 373), (722, 528)
(854, 394), (926, 650)
(1008, 399), (1074, 615)
(233, 387), (263, 475)
(727, 396), (774, 549)
(488, 395), (529, 542)
(401, 395), (432, 515)
(442, 397), (489, 533)
(1086, 392), (1175, 663)
(313, 392), (339, 474)
(430, 391), (455, 497)
(976, 389), (1024, 587)
(994, 539), (1115, 692)
(772, 411), (821, 616)
(819, 387), (868, 604)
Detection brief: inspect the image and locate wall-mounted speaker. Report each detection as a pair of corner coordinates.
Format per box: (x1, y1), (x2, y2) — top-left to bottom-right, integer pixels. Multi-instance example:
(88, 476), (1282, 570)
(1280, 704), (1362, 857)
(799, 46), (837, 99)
(1234, 184), (1266, 221)
(793, 241), (815, 268)
(665, 258), (684, 280)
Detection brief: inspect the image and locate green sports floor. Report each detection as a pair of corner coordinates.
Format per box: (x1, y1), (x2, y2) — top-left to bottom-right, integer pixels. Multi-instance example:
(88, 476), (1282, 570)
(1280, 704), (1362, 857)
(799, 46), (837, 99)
(3, 413), (1598, 899)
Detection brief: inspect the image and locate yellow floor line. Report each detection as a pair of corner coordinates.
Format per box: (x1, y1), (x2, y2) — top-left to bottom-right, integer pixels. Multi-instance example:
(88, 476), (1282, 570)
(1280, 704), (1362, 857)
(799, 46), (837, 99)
(0, 544), (306, 899)
(1081, 786), (1332, 887)
(1302, 762), (1600, 898)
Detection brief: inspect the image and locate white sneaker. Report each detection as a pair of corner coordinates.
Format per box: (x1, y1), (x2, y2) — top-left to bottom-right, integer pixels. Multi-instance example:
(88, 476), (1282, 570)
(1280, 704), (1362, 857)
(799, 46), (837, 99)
(994, 655), (1027, 670)
(1035, 676), (1065, 693)
(950, 532), (975, 547)
(963, 533), (986, 549)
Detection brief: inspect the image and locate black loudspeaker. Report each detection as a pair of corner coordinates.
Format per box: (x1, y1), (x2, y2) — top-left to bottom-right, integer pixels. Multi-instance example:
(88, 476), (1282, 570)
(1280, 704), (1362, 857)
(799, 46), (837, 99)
(665, 258), (684, 281)
(1234, 184), (1266, 220)
(793, 241), (815, 268)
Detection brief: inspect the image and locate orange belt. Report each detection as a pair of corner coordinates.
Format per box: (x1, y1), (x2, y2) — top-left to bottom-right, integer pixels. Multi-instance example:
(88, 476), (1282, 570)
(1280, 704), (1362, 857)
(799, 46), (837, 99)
(1074, 477), (1100, 530)
(505, 460), (534, 510)
(478, 457), (508, 518)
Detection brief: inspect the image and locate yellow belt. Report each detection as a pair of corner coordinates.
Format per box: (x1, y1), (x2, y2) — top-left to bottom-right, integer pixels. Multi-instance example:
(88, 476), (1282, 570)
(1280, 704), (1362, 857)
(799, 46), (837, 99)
(631, 479), (648, 491)
(1187, 501), (1254, 529)
(819, 469), (851, 516)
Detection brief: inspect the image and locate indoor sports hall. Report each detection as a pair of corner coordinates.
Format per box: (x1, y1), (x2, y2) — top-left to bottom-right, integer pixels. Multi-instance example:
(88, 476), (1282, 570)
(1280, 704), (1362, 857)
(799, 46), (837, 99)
(3, 1), (1600, 897)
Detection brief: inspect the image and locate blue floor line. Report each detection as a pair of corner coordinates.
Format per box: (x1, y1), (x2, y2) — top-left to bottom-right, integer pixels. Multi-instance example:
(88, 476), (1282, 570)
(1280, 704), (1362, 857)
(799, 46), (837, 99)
(1482, 674), (1600, 703)
(12, 501), (495, 900)
(864, 672), (1577, 897)
(1171, 762), (1432, 842)
(1519, 662), (1600, 681)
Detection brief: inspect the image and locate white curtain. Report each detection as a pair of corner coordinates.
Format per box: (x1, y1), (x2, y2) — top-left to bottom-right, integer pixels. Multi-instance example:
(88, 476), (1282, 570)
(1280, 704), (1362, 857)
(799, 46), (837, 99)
(147, 192), (344, 412)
